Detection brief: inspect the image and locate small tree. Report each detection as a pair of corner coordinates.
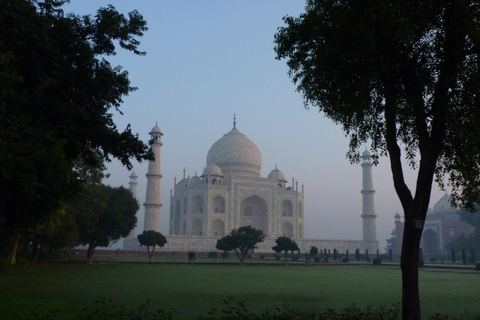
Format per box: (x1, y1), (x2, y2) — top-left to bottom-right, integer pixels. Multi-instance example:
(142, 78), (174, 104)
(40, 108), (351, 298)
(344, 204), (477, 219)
(215, 226), (265, 266)
(272, 236), (299, 265)
(72, 185), (138, 264)
(137, 230), (167, 262)
(306, 246), (319, 266)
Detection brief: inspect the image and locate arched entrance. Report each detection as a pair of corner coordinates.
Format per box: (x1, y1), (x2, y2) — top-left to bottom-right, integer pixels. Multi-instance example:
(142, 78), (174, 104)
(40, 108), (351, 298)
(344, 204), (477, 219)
(240, 195), (268, 234)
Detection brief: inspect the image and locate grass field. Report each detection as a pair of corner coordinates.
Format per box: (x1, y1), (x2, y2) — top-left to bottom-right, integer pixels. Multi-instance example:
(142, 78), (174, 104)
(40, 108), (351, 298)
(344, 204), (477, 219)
(1, 263), (479, 319)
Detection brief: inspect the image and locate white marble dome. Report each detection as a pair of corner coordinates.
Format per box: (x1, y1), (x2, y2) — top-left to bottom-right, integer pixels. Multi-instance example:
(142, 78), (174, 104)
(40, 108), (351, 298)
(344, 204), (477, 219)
(268, 167), (286, 181)
(202, 162), (223, 177)
(206, 126), (262, 177)
(150, 125), (162, 134)
(189, 175), (202, 186)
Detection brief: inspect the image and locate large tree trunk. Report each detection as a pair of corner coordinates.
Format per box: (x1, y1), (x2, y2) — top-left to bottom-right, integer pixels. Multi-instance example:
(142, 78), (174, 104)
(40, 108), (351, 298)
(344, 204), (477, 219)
(86, 241), (96, 264)
(7, 233), (20, 266)
(401, 214), (423, 320)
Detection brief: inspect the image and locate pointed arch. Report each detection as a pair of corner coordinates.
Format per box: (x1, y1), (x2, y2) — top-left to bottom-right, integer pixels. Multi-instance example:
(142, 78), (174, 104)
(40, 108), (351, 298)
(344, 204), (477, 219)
(282, 222), (293, 238)
(193, 195), (203, 213)
(212, 219), (225, 237)
(282, 200), (293, 217)
(192, 219), (203, 236)
(240, 195), (268, 234)
(213, 195), (225, 213)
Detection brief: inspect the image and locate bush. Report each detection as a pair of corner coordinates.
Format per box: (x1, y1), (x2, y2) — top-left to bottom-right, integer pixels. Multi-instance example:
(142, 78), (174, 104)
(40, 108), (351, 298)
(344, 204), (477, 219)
(220, 251), (229, 259)
(274, 254), (281, 261)
(418, 259), (425, 268)
(207, 251), (218, 259)
(372, 257), (381, 266)
(291, 254), (300, 261)
(259, 255), (265, 259)
(476, 263), (480, 271)
(313, 256), (321, 262)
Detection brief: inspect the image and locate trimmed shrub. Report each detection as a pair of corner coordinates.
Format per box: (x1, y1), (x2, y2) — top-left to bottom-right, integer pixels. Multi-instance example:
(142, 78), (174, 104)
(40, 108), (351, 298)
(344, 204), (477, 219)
(291, 254), (300, 262)
(476, 263), (480, 271)
(274, 254), (281, 261)
(313, 256), (321, 263)
(372, 257), (381, 266)
(259, 255), (265, 259)
(207, 251), (218, 259)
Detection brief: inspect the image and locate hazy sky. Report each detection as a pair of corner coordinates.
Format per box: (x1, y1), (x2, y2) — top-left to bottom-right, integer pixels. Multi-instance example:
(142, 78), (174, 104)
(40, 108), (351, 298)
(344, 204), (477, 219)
(64, 1), (447, 250)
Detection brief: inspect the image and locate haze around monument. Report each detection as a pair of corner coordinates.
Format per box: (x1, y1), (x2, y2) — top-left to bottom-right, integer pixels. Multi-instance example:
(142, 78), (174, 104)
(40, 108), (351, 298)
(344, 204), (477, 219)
(64, 1), (447, 249)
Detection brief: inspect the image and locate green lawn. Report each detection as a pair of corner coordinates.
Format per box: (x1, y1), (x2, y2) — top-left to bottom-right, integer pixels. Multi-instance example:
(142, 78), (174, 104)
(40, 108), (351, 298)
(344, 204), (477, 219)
(1, 263), (479, 319)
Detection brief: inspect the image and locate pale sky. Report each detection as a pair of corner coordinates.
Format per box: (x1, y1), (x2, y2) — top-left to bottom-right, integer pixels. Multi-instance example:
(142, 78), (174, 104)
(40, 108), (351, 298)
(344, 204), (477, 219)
(64, 1), (447, 250)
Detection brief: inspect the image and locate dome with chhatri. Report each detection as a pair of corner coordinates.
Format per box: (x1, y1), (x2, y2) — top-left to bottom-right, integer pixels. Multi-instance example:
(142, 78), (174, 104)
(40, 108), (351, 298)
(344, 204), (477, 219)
(206, 124), (262, 177)
(268, 166), (286, 182)
(202, 162), (223, 177)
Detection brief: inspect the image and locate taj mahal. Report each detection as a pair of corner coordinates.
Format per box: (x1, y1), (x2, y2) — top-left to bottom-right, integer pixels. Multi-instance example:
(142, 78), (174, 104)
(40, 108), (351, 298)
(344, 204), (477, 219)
(124, 117), (379, 253)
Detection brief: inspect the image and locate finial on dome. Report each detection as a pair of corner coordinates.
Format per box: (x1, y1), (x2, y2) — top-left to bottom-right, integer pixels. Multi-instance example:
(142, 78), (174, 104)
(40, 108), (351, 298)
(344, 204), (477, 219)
(233, 113), (236, 128)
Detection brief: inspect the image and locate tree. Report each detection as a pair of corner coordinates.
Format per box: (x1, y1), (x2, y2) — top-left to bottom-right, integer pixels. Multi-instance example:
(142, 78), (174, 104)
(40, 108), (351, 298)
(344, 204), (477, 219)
(137, 230), (167, 262)
(71, 185), (138, 264)
(272, 236), (299, 265)
(0, 0), (152, 265)
(215, 226), (265, 266)
(306, 246), (319, 266)
(274, 1), (480, 319)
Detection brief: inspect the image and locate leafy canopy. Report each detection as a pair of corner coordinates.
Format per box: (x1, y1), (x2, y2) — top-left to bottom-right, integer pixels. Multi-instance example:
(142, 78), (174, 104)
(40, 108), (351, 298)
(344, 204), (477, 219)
(138, 230), (167, 261)
(0, 0), (152, 258)
(274, 0), (480, 209)
(216, 226), (265, 265)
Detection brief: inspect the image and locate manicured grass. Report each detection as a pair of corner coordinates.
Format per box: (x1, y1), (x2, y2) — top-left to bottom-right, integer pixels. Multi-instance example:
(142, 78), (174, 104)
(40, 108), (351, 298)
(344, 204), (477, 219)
(1, 263), (479, 319)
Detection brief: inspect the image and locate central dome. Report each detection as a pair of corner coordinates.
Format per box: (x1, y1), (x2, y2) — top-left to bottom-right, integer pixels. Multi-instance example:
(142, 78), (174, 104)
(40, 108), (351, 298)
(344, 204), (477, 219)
(206, 127), (262, 177)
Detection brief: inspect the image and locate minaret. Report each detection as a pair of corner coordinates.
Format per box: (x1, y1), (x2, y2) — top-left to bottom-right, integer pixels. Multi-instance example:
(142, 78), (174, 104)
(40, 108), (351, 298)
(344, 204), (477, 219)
(360, 149), (379, 251)
(123, 171), (139, 250)
(129, 170), (139, 198)
(143, 124), (163, 232)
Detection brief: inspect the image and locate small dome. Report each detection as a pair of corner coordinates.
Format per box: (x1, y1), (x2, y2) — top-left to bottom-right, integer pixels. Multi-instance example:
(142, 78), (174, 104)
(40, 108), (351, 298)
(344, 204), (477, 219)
(394, 212), (401, 219)
(129, 171), (138, 179)
(150, 125), (162, 134)
(361, 149), (372, 157)
(268, 167), (286, 181)
(433, 193), (455, 213)
(202, 162), (223, 177)
(189, 175), (202, 186)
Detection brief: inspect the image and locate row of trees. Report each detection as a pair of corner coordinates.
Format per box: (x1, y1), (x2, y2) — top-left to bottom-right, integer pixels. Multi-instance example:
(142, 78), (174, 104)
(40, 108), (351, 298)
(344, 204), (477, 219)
(215, 226), (320, 266)
(0, 0), (152, 265)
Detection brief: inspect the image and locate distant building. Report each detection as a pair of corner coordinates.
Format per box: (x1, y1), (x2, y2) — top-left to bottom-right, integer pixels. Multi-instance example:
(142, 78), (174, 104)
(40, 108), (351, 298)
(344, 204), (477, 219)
(125, 117), (379, 253)
(387, 193), (474, 255)
(169, 119), (304, 239)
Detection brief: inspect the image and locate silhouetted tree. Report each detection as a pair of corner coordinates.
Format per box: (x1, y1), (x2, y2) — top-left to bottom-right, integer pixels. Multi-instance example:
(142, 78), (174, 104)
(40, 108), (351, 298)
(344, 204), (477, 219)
(275, 1), (480, 318)
(137, 230), (167, 262)
(272, 236), (299, 265)
(0, 0), (151, 265)
(216, 226), (265, 266)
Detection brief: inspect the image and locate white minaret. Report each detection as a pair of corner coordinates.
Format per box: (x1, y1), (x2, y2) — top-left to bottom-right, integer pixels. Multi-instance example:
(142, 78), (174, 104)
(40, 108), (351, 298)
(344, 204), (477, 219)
(123, 171), (139, 250)
(143, 124), (163, 232)
(360, 149), (379, 251)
